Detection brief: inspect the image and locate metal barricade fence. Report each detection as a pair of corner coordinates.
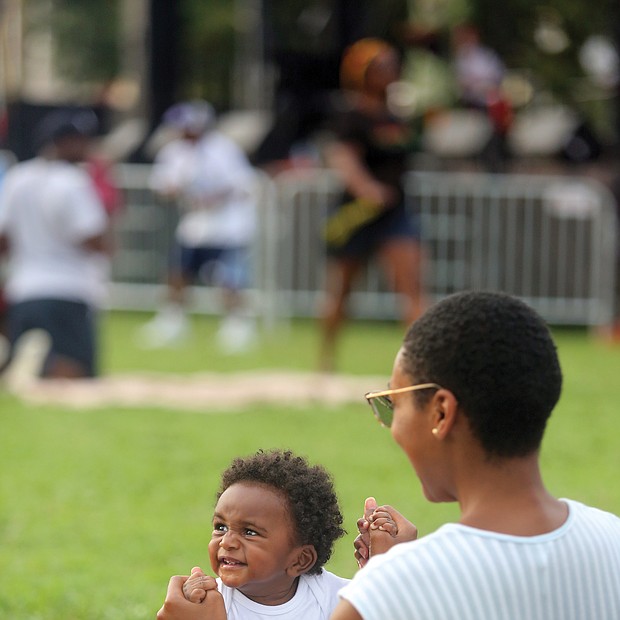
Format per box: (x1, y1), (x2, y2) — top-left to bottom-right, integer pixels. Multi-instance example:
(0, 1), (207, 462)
(268, 169), (400, 320)
(408, 171), (617, 325)
(109, 165), (617, 327)
(108, 164), (179, 309)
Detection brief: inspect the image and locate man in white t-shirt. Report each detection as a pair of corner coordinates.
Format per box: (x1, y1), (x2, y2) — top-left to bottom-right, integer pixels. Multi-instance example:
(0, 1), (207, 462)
(0, 109), (108, 378)
(138, 101), (257, 353)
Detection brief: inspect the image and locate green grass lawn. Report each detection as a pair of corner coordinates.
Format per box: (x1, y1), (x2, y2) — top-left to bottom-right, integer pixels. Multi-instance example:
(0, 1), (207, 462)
(1, 311), (619, 619)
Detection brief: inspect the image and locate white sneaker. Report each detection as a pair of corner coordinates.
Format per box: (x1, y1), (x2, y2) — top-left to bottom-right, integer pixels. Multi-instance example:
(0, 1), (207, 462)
(216, 315), (256, 354)
(136, 307), (190, 348)
(1, 329), (51, 390)
(0, 334), (8, 368)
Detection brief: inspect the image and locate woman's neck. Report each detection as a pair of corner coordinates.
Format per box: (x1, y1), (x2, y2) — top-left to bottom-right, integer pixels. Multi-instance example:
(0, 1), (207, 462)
(456, 454), (567, 536)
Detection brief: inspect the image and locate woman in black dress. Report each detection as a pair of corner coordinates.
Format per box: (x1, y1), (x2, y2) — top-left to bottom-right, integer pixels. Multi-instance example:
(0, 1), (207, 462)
(320, 38), (426, 371)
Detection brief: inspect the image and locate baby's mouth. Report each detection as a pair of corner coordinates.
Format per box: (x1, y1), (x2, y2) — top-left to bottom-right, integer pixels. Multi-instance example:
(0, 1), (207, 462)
(220, 556), (245, 568)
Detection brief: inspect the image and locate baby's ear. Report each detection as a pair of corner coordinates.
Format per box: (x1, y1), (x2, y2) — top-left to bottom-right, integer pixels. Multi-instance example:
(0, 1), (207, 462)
(287, 544), (318, 576)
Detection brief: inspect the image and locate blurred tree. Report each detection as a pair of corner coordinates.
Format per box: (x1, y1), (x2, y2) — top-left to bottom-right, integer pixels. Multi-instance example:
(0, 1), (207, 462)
(179, 0), (236, 109)
(47, 0), (121, 83)
(20, 0), (616, 143)
(472, 0), (614, 98)
(149, 0), (179, 126)
(471, 0), (618, 144)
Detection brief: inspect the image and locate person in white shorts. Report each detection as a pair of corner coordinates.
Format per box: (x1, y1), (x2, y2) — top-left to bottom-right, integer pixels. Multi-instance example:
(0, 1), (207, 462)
(138, 100), (257, 353)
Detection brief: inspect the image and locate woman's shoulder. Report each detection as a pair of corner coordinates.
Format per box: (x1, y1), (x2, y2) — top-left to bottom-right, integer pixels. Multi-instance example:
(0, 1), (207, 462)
(562, 498), (620, 530)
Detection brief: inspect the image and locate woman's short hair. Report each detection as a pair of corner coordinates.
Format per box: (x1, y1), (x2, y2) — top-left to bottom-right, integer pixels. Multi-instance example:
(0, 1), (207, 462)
(401, 291), (563, 457)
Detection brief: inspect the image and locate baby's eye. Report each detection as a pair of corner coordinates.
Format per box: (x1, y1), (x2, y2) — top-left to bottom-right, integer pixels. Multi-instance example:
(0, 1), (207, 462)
(244, 529), (258, 537)
(213, 523), (228, 533)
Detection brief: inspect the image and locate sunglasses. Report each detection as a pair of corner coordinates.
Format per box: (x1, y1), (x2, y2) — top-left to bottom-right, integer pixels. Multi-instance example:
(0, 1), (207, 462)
(364, 383), (442, 428)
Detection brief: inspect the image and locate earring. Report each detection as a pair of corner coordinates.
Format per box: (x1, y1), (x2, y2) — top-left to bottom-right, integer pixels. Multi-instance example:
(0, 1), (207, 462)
(432, 428), (439, 436)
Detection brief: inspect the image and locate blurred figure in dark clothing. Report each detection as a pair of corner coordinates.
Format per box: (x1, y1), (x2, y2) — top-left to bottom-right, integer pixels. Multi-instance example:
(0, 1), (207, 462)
(251, 0), (411, 171)
(319, 38), (427, 372)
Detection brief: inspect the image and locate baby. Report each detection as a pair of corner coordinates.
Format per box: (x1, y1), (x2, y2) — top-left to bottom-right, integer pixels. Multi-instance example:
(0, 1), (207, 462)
(180, 449), (350, 619)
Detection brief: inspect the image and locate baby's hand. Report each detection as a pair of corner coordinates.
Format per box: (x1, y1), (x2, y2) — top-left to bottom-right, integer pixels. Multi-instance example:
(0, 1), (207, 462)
(354, 497), (418, 567)
(369, 501), (418, 557)
(182, 566), (218, 604)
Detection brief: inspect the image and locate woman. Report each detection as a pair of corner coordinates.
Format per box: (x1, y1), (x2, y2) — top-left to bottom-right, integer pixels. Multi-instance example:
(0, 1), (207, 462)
(333, 290), (620, 619)
(320, 38), (426, 372)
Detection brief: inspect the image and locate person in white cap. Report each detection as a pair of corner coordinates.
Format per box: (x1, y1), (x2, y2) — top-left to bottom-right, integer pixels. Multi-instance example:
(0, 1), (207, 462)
(138, 101), (258, 353)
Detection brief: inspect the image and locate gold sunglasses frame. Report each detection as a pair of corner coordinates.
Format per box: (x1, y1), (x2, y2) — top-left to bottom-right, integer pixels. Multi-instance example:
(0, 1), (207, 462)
(364, 383), (443, 427)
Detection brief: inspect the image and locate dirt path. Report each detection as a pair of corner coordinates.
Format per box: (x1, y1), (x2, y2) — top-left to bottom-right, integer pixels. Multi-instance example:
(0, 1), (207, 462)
(10, 370), (385, 412)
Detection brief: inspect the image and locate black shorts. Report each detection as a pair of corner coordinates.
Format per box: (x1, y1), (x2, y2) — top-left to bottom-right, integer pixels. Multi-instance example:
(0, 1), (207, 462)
(325, 203), (421, 259)
(7, 298), (97, 377)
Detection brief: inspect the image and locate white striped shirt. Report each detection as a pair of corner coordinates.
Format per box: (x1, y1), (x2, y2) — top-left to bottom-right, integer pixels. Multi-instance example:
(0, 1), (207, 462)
(339, 499), (620, 619)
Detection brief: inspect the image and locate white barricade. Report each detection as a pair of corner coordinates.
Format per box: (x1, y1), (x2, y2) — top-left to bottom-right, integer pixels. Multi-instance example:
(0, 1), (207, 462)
(109, 165), (617, 327)
(409, 171), (617, 325)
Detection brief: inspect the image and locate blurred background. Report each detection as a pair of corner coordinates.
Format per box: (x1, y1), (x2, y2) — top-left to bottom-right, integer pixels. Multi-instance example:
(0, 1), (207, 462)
(0, 0), (618, 321)
(1, 5), (620, 618)
(0, 0), (618, 164)
(1, 0), (620, 339)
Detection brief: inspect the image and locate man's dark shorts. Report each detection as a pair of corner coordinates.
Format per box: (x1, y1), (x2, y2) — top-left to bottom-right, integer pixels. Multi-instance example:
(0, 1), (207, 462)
(7, 298), (97, 377)
(170, 245), (251, 290)
(325, 203), (421, 259)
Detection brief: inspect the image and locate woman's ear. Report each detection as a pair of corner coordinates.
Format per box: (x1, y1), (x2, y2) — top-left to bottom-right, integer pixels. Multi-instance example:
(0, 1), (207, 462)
(431, 389), (459, 439)
(287, 544), (318, 576)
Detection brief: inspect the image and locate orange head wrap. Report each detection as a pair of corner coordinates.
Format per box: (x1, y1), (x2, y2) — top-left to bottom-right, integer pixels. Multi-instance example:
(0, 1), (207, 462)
(340, 38), (394, 92)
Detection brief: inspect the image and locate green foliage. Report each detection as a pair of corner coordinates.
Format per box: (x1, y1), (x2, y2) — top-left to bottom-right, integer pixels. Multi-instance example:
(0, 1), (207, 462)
(472, 0), (615, 100)
(26, 0), (617, 118)
(48, 0), (120, 82)
(0, 313), (619, 618)
(179, 0), (236, 108)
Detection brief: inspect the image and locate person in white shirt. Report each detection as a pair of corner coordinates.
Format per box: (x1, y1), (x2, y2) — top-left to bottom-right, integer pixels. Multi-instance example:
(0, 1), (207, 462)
(333, 290), (620, 620)
(0, 109), (108, 378)
(157, 449), (350, 620)
(138, 101), (257, 353)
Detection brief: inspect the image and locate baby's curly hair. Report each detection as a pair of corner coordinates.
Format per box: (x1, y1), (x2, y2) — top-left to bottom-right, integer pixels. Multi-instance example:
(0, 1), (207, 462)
(216, 449), (346, 575)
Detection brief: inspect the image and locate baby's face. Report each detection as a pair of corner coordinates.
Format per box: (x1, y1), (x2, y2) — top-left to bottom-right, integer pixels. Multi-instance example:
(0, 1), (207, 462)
(208, 482), (303, 603)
